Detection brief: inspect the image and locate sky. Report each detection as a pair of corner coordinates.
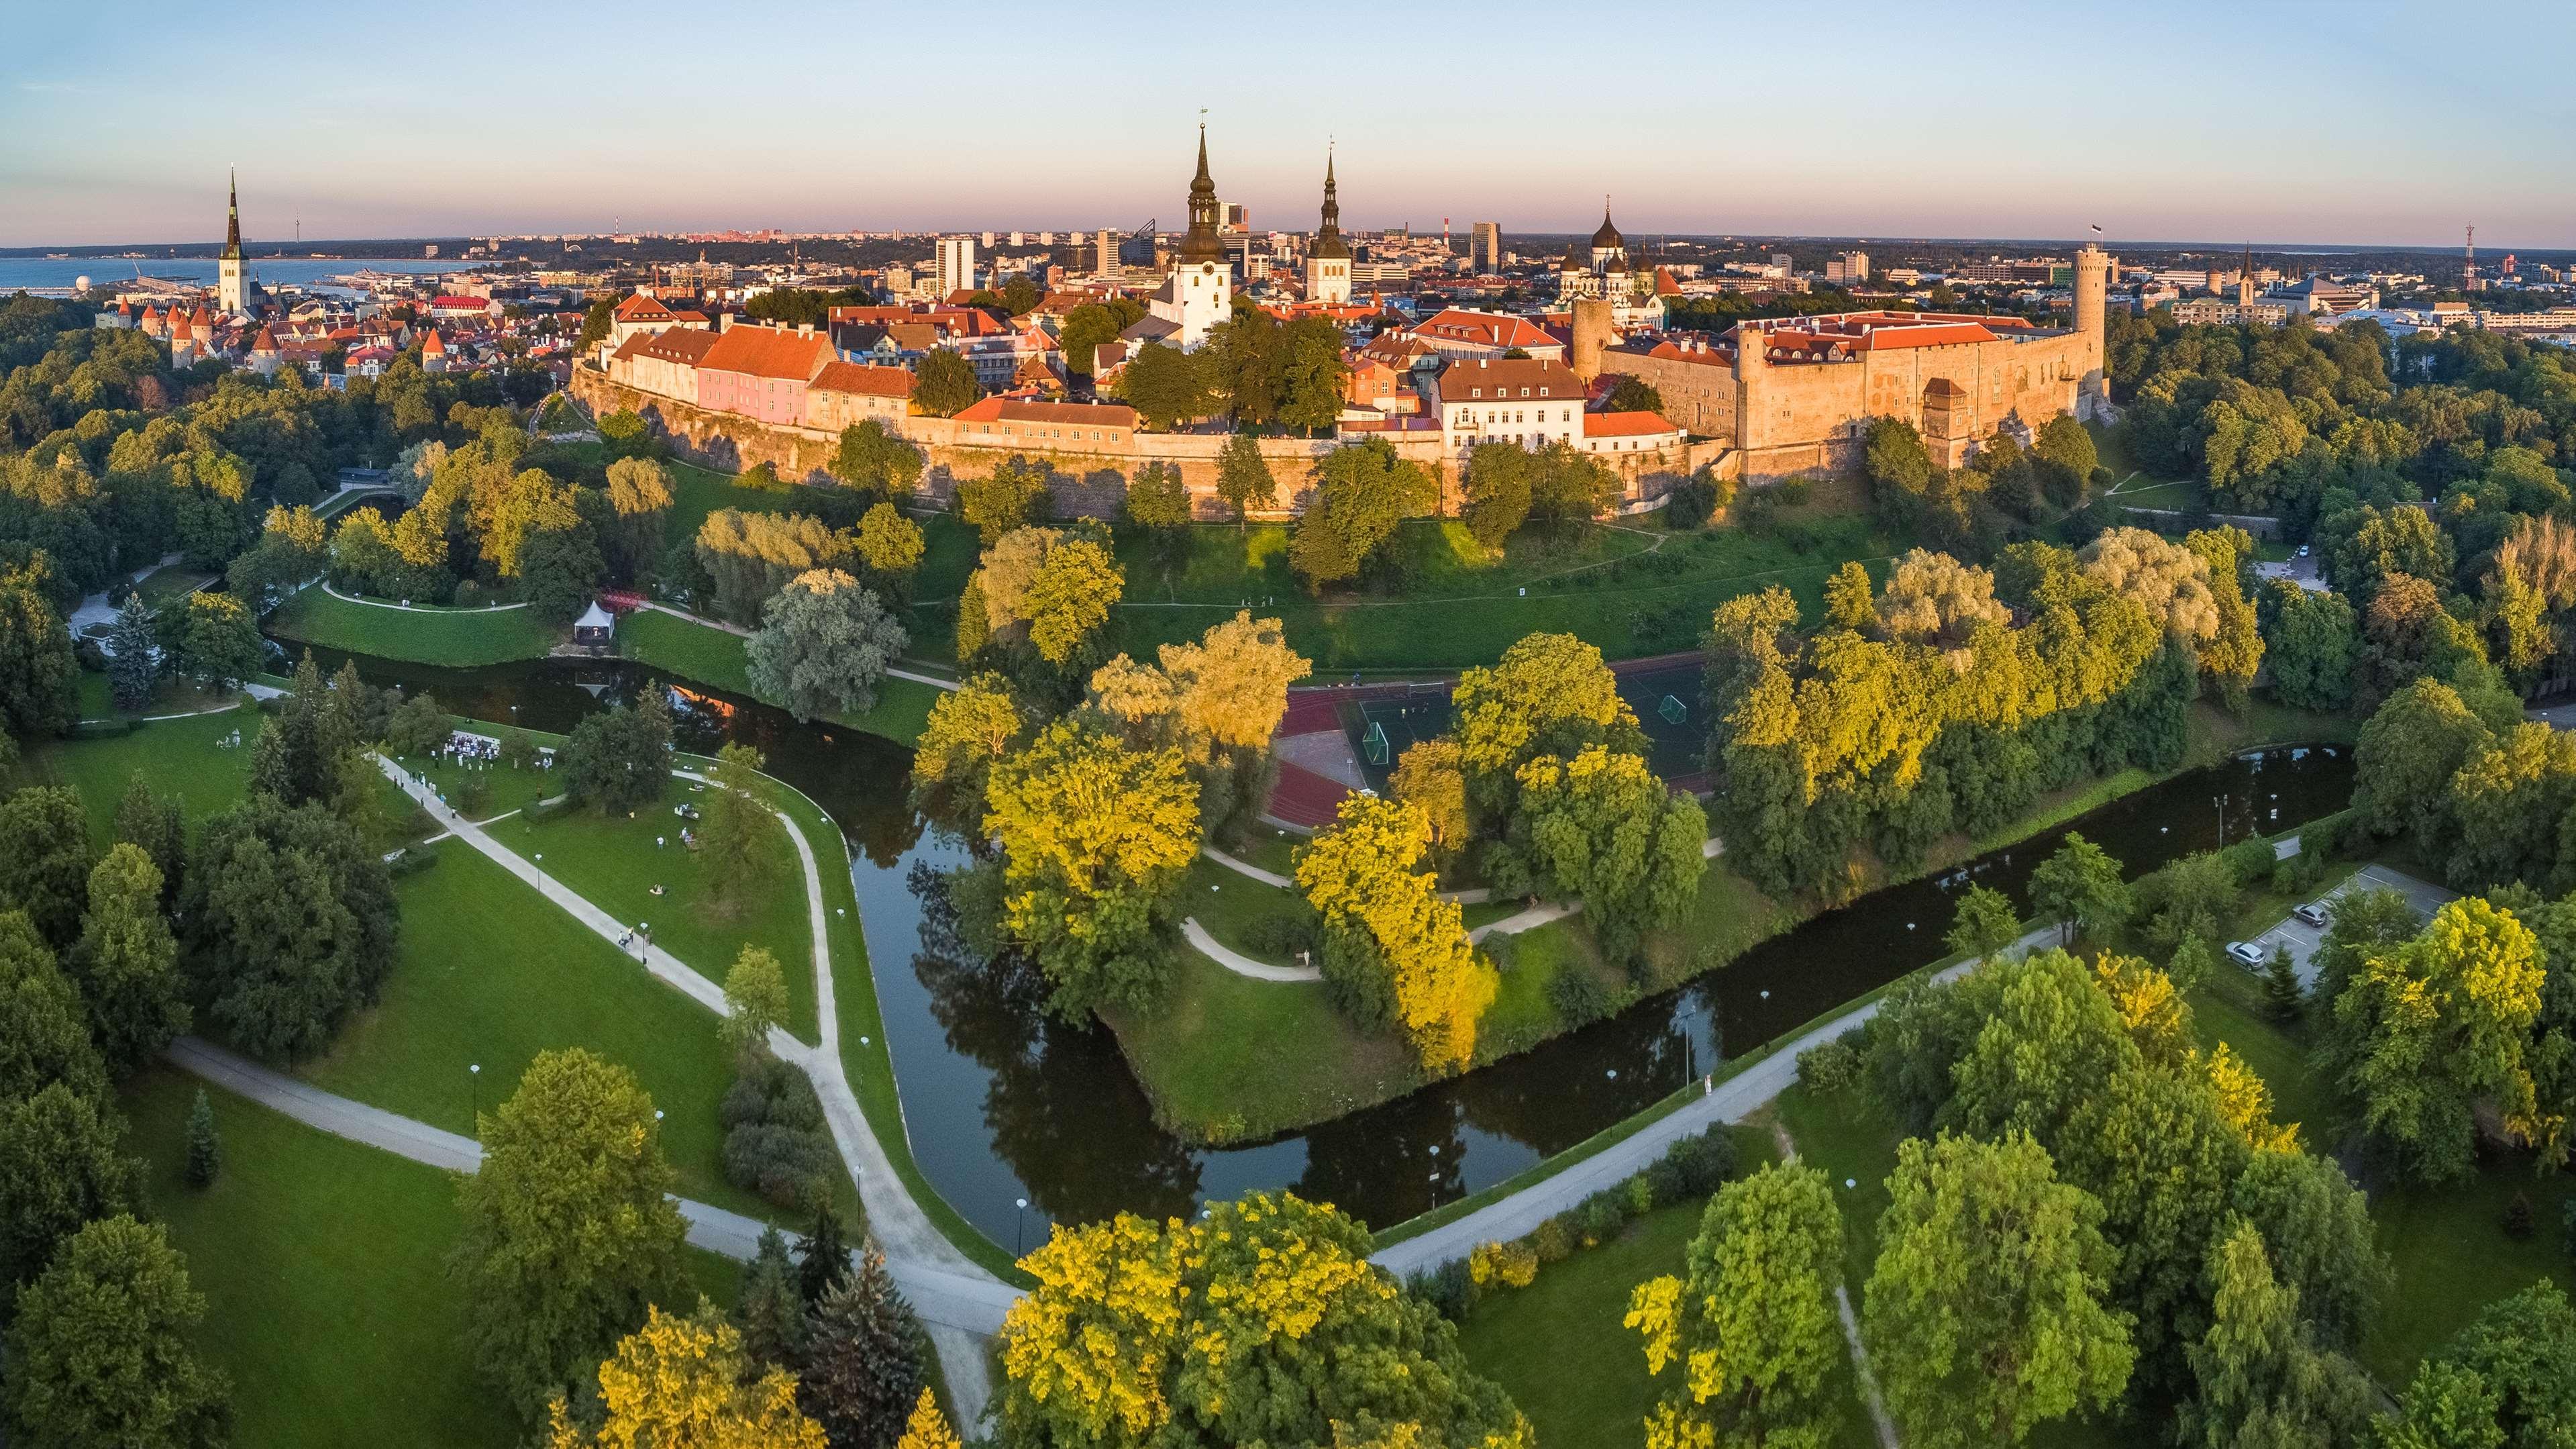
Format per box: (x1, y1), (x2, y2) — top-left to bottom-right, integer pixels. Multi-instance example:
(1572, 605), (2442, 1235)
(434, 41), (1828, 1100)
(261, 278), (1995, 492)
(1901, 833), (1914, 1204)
(5, 0), (2572, 251)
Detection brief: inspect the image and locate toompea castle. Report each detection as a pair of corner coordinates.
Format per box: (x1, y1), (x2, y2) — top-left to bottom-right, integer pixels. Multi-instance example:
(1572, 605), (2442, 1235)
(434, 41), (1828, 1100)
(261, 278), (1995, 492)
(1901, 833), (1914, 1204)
(590, 120), (2114, 499)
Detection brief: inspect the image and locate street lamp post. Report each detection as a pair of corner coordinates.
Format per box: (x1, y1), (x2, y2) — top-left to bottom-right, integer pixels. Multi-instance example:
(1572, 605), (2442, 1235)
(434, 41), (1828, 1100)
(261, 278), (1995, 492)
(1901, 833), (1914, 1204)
(1015, 1197), (1029, 1256)
(468, 1063), (480, 1136)
(2214, 794), (2225, 846)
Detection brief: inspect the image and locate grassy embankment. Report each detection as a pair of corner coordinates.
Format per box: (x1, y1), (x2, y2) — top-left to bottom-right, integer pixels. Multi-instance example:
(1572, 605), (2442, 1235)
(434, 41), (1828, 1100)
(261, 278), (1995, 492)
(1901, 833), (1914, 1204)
(1122, 695), (2357, 1144)
(266, 586), (563, 665)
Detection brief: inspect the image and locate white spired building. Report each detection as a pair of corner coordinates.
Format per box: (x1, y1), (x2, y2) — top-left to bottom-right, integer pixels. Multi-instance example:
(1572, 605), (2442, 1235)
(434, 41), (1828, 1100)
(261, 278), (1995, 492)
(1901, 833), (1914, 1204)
(1143, 123), (1233, 351)
(1304, 148), (1351, 305)
(217, 170), (248, 315)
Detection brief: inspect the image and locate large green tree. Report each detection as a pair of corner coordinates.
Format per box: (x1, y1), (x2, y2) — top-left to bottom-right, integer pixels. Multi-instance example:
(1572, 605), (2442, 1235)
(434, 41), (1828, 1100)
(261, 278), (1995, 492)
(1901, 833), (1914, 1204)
(179, 795), (398, 1064)
(2176, 1220), (2376, 1449)
(911, 348), (980, 417)
(68, 843), (187, 1076)
(0, 557), (79, 740)
(451, 1048), (688, 1422)
(2260, 579), (2359, 714)
(160, 592), (263, 689)
(1625, 1162), (1845, 1449)
(556, 688), (675, 815)
(744, 568), (907, 723)
(0, 911), (107, 1105)
(1288, 439), (1437, 587)
(601, 456), (673, 583)
(984, 717), (1198, 1018)
(0, 785), (93, 950)
(1862, 1132), (2134, 1449)
(0, 1083), (145, 1300)
(103, 595), (159, 711)
(1490, 746), (1705, 963)
(2029, 833), (2129, 947)
(995, 1192), (1527, 1449)
(1295, 794), (1496, 1072)
(798, 1245), (926, 1449)
(2, 1215), (231, 1449)
(1212, 431), (1274, 530)
(2382, 1280), (2576, 1449)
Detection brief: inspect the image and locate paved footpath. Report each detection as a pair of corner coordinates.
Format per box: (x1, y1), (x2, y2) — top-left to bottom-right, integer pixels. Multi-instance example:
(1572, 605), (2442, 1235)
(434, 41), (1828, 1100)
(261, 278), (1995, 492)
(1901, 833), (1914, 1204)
(370, 756), (1005, 1424)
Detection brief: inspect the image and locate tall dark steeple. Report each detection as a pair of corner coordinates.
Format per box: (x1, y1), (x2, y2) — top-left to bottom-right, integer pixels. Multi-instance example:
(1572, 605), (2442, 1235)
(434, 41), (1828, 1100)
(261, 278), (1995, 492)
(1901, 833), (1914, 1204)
(1311, 145), (1350, 261)
(1178, 119), (1227, 264)
(221, 169), (243, 262)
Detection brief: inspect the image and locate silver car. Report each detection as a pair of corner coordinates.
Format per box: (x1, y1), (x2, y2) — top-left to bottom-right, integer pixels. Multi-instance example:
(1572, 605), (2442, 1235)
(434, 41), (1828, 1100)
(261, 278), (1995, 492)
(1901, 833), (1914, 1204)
(2226, 941), (2267, 967)
(2294, 903), (2329, 928)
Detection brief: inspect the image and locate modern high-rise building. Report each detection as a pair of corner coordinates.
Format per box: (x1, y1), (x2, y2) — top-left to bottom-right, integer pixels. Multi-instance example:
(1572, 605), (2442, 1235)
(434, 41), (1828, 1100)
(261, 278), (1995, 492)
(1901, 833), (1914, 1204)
(1826, 250), (1869, 285)
(1095, 228), (1117, 277)
(935, 236), (976, 297)
(1470, 221), (1501, 272)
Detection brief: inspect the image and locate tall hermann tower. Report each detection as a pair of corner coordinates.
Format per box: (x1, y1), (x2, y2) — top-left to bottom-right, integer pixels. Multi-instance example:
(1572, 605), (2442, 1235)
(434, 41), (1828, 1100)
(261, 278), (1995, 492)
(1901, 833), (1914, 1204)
(217, 170), (247, 315)
(1304, 146), (1351, 305)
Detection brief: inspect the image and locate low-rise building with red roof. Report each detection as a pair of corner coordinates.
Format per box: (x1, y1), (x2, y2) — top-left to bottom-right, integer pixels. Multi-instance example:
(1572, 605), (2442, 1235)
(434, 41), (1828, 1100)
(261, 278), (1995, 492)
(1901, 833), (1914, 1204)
(1400, 308), (1565, 362)
(951, 397), (1137, 453)
(804, 362), (915, 432)
(695, 322), (835, 427)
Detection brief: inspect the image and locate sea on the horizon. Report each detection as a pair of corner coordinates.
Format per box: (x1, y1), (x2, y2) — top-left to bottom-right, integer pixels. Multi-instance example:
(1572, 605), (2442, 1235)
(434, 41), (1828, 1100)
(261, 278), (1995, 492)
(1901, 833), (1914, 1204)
(0, 256), (480, 295)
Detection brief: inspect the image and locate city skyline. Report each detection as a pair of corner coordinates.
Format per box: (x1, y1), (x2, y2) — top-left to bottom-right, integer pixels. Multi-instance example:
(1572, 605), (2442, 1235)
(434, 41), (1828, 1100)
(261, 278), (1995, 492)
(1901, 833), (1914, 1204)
(5, 0), (2573, 249)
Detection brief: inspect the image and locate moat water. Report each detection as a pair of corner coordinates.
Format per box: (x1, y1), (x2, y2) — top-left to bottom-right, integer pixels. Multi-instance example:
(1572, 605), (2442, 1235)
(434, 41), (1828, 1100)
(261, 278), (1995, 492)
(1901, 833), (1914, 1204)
(288, 646), (2356, 1246)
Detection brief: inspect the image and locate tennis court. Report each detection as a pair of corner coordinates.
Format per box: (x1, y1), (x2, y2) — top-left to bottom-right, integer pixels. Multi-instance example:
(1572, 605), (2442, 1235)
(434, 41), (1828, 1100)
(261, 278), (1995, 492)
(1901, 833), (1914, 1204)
(1347, 687), (1453, 791)
(1617, 662), (1706, 782)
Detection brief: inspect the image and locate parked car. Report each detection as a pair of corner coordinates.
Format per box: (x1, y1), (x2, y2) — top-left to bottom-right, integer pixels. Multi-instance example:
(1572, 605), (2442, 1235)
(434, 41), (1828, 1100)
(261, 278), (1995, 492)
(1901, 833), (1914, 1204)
(2226, 940), (2267, 967)
(2294, 902), (2330, 928)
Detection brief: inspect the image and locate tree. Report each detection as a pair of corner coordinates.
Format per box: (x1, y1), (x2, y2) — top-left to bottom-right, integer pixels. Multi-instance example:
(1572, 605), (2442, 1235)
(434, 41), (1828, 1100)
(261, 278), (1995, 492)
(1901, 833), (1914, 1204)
(180, 795), (397, 1064)
(2029, 833), (2129, 947)
(69, 843), (187, 1077)
(2354, 677), (2494, 847)
(1021, 532), (1123, 667)
(546, 1303), (826, 1449)
(156, 595), (259, 692)
(2261, 581), (2360, 713)
(184, 1088), (220, 1189)
(0, 785), (94, 950)
(1625, 1162), (1845, 1449)
(248, 652), (352, 811)
(1492, 746), (1706, 963)
(721, 945), (790, 1061)
(1123, 459), (1192, 538)
(996, 1192), (1526, 1449)
(599, 455), (676, 584)
(111, 772), (186, 913)
(0, 910), (107, 1105)
(912, 348), (980, 417)
(909, 673), (1023, 835)
(892, 1389), (960, 1449)
(956, 456), (1054, 546)
(1824, 559), (1875, 632)
(1606, 375), (1664, 415)
(1213, 430), (1274, 530)
(801, 1245), (925, 1449)
(2330, 897), (2546, 1185)
(557, 689), (674, 815)
(2145, 850), (2238, 951)
(694, 509), (850, 625)
(745, 569), (907, 723)
(1296, 794), (1498, 1071)
(984, 718), (1198, 1018)
(1946, 883), (2022, 962)
(1059, 299), (1147, 376)
(1863, 1132), (2134, 1449)
(2226, 1150), (2389, 1354)
(517, 522), (605, 626)
(578, 297), (615, 348)
(0, 1082), (145, 1298)
(0, 558), (79, 740)
(699, 742), (774, 912)
(1391, 738), (1472, 868)
(3, 1215), (231, 1449)
(1290, 439), (1437, 587)
(852, 502), (925, 602)
(1450, 631), (1646, 821)
(104, 595), (158, 711)
(1459, 443), (1533, 548)
(2177, 1220), (2376, 1449)
(734, 1227), (806, 1369)
(796, 1202), (853, 1309)
(1155, 608), (1312, 750)
(226, 504), (331, 613)
(829, 420), (925, 499)
(2382, 1280), (2576, 1449)
(1115, 343), (1215, 430)
(452, 1048), (688, 1421)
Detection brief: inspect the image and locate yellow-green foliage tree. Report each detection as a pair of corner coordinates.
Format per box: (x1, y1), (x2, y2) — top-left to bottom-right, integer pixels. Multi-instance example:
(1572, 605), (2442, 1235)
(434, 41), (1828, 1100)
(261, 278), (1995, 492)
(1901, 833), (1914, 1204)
(546, 1303), (825, 1449)
(995, 1192), (1528, 1449)
(698, 742), (774, 910)
(1082, 610), (1310, 838)
(1626, 1162), (1845, 1449)
(984, 718), (1199, 1018)
(891, 1389), (960, 1449)
(1295, 795), (1496, 1072)
(1492, 745), (1706, 964)
(908, 672), (1024, 836)
(1450, 632), (1645, 821)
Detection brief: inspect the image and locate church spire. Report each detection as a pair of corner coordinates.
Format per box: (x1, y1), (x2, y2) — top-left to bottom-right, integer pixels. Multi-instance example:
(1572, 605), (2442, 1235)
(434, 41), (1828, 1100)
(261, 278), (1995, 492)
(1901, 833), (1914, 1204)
(1312, 143), (1349, 261)
(222, 169), (243, 261)
(1178, 115), (1226, 264)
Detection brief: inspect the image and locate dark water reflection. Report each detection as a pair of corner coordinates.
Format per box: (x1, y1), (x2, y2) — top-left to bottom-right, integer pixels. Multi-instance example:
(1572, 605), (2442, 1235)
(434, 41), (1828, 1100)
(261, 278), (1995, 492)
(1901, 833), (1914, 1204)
(283, 647), (2355, 1245)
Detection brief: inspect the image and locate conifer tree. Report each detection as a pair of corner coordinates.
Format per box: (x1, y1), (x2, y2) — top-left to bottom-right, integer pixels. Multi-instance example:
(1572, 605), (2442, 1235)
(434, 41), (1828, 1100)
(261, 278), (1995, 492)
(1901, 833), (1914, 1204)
(800, 1246), (925, 1449)
(736, 1226), (806, 1368)
(796, 1202), (853, 1308)
(185, 1088), (221, 1189)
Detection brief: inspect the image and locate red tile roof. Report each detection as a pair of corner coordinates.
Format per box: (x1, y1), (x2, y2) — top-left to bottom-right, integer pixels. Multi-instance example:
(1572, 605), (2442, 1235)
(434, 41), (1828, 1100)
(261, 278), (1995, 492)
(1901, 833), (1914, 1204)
(613, 328), (720, 366)
(811, 362), (914, 399)
(1407, 308), (1558, 352)
(613, 293), (676, 321)
(954, 397), (1136, 428)
(697, 324), (833, 381)
(1584, 411), (1676, 438)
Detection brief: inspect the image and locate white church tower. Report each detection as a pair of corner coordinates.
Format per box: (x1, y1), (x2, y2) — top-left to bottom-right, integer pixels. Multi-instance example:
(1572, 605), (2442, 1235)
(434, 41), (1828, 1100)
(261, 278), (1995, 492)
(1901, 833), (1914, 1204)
(1304, 147), (1351, 305)
(217, 170), (248, 315)
(1146, 121), (1233, 352)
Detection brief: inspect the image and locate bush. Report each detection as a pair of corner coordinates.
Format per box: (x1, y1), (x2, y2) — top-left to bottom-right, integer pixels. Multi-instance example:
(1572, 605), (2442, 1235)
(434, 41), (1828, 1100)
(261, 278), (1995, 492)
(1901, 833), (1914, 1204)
(1548, 964), (1615, 1028)
(1408, 1258), (1476, 1323)
(723, 1122), (836, 1209)
(1577, 1190), (1632, 1244)
(1625, 1175), (1655, 1216)
(1797, 1035), (1865, 1094)
(1467, 1240), (1537, 1290)
(384, 844), (440, 877)
(1244, 912), (1318, 961)
(1774, 476), (1814, 507)
(1656, 1125), (1739, 1200)
(2506, 1191), (2536, 1240)
(452, 579), (486, 608)
(1528, 1215), (1576, 1263)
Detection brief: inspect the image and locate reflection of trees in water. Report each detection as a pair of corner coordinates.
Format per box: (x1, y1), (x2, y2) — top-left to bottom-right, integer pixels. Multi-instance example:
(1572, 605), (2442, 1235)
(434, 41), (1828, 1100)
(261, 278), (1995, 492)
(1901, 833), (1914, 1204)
(1450, 1000), (1696, 1157)
(1292, 1089), (1466, 1230)
(905, 862), (1202, 1226)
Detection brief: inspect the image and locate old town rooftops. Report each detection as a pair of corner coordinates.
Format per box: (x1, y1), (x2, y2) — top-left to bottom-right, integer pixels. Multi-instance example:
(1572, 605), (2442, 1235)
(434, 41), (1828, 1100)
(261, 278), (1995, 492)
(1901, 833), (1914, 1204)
(1435, 356), (1581, 402)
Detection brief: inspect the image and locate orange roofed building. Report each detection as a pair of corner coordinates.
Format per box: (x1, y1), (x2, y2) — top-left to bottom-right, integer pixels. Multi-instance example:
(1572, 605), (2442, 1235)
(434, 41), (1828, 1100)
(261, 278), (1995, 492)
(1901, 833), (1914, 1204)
(695, 323), (834, 427)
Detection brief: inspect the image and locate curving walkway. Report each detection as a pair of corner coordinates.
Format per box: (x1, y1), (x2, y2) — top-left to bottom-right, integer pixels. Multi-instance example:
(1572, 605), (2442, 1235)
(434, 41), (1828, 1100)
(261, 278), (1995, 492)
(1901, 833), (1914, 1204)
(1181, 918), (1321, 982)
(322, 582), (530, 613)
(632, 601), (958, 691)
(371, 755), (1007, 1424)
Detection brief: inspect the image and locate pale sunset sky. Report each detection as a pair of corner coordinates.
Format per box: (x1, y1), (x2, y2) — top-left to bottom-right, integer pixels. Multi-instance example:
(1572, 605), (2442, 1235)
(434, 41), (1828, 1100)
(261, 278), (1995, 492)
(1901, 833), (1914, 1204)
(3, 0), (2569, 248)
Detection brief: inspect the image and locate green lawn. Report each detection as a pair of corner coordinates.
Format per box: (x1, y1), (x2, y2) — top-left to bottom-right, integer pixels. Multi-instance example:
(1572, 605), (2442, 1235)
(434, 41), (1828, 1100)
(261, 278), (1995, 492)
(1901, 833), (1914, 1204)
(1456, 1126), (1809, 1448)
(295, 846), (825, 1227)
(28, 706), (266, 841)
(497, 789), (821, 1042)
(384, 746), (560, 823)
(133, 564), (215, 607)
(615, 608), (941, 746)
(73, 668), (243, 722)
(1107, 948), (1416, 1145)
(268, 587), (562, 665)
(2366, 1160), (2576, 1386)
(121, 1067), (738, 1449)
